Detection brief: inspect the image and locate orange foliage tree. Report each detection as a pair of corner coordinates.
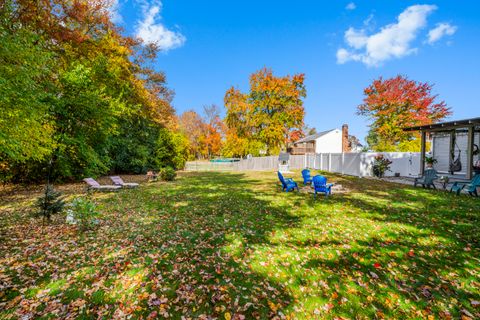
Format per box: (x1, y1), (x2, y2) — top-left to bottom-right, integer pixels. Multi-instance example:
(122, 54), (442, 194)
(358, 75), (451, 151)
(178, 111), (206, 159)
(202, 105), (225, 158)
(178, 105), (225, 159)
(223, 68), (306, 157)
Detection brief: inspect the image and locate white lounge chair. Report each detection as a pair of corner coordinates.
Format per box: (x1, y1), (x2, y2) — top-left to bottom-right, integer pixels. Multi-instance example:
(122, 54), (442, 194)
(83, 178), (121, 191)
(109, 176), (139, 188)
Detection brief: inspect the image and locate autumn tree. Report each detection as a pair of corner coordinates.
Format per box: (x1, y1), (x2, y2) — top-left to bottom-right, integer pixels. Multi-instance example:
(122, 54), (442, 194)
(202, 105), (224, 158)
(178, 106), (225, 160)
(178, 111), (207, 159)
(358, 75), (451, 152)
(223, 68), (306, 157)
(303, 125), (317, 136)
(0, 0), (187, 182)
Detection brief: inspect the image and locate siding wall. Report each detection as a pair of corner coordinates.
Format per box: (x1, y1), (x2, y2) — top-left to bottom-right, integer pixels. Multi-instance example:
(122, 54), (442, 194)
(315, 129), (342, 153)
(432, 132), (480, 173)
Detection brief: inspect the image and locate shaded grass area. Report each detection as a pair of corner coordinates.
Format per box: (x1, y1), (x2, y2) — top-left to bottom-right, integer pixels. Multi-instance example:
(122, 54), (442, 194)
(0, 171), (479, 319)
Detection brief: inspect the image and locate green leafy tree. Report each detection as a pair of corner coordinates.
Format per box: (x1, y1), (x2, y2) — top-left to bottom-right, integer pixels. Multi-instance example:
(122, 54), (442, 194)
(155, 128), (189, 170)
(0, 18), (56, 178)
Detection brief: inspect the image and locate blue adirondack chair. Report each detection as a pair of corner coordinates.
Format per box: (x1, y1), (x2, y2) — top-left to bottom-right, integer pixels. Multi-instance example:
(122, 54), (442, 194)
(450, 174), (480, 196)
(277, 171), (299, 192)
(301, 169), (313, 185)
(414, 168), (438, 189)
(312, 175), (333, 198)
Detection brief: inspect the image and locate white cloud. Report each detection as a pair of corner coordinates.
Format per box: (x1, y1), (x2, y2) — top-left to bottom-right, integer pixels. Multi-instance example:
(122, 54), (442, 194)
(135, 1), (186, 51)
(107, 0), (123, 24)
(363, 14), (374, 27)
(345, 27), (368, 49)
(337, 4), (437, 67)
(346, 2), (356, 10)
(427, 23), (457, 44)
(337, 48), (360, 64)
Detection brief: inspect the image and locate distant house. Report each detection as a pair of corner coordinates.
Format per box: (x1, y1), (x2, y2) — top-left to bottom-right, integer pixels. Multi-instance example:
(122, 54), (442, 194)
(288, 124), (362, 155)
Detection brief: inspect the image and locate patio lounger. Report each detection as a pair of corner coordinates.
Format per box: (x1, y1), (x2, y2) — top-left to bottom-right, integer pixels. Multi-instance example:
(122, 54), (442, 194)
(414, 168), (438, 189)
(83, 178), (121, 191)
(109, 176), (139, 188)
(450, 174), (480, 196)
(312, 175), (333, 198)
(277, 171), (299, 192)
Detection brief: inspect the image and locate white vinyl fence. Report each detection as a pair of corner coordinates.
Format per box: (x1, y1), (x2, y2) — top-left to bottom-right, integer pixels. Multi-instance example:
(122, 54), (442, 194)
(305, 152), (421, 177)
(185, 155), (306, 172)
(185, 152), (421, 177)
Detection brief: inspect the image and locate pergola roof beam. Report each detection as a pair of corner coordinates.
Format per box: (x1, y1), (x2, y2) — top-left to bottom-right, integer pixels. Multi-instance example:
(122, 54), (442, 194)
(403, 117), (480, 132)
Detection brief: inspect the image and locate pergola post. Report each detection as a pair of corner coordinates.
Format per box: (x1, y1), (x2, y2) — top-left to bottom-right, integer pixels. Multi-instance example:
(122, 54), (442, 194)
(466, 126), (474, 179)
(449, 130), (455, 174)
(420, 130), (426, 175)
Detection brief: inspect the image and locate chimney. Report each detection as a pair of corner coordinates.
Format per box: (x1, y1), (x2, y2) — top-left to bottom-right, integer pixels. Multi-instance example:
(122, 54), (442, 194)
(342, 124), (350, 152)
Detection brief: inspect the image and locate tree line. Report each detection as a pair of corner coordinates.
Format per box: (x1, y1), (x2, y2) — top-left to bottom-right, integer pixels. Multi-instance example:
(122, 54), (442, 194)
(177, 72), (450, 159)
(178, 68), (307, 159)
(0, 0), (188, 183)
(0, 1), (450, 184)
(0, 1), (308, 183)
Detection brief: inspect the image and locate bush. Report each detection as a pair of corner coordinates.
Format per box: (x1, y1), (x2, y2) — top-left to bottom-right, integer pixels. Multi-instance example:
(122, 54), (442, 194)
(160, 167), (176, 181)
(425, 156), (438, 166)
(372, 154), (392, 178)
(66, 197), (100, 231)
(36, 184), (65, 220)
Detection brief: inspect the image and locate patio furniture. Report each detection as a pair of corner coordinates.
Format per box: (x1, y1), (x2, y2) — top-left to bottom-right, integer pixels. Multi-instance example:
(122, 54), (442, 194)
(301, 169), (313, 185)
(83, 178), (121, 191)
(413, 168), (438, 189)
(109, 176), (139, 188)
(146, 171), (158, 182)
(438, 176), (450, 190)
(312, 175), (333, 198)
(277, 171), (299, 192)
(473, 160), (480, 175)
(450, 174), (480, 196)
(278, 153), (290, 173)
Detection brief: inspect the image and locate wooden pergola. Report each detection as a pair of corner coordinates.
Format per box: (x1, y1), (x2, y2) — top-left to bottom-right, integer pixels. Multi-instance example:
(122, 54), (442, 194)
(404, 117), (480, 179)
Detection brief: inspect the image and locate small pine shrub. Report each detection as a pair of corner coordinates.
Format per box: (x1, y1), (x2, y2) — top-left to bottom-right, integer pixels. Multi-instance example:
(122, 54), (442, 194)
(36, 184), (65, 220)
(160, 167), (176, 181)
(66, 197), (100, 231)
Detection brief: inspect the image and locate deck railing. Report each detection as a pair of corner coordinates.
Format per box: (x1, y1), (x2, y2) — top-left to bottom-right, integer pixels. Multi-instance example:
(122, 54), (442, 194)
(287, 147), (315, 155)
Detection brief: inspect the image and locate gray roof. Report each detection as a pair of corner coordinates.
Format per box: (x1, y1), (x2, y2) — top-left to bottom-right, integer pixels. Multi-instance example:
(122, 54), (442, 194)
(294, 129), (336, 144)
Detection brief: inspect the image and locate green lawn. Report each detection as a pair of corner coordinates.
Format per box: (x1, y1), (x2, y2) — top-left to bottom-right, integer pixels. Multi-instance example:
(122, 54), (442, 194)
(0, 171), (479, 319)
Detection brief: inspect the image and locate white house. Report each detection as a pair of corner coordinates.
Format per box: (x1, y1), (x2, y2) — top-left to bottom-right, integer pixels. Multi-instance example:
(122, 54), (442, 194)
(289, 124), (362, 154)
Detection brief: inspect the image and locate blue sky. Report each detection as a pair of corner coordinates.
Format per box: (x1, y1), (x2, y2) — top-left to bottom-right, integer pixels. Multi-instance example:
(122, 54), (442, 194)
(111, 0), (480, 142)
